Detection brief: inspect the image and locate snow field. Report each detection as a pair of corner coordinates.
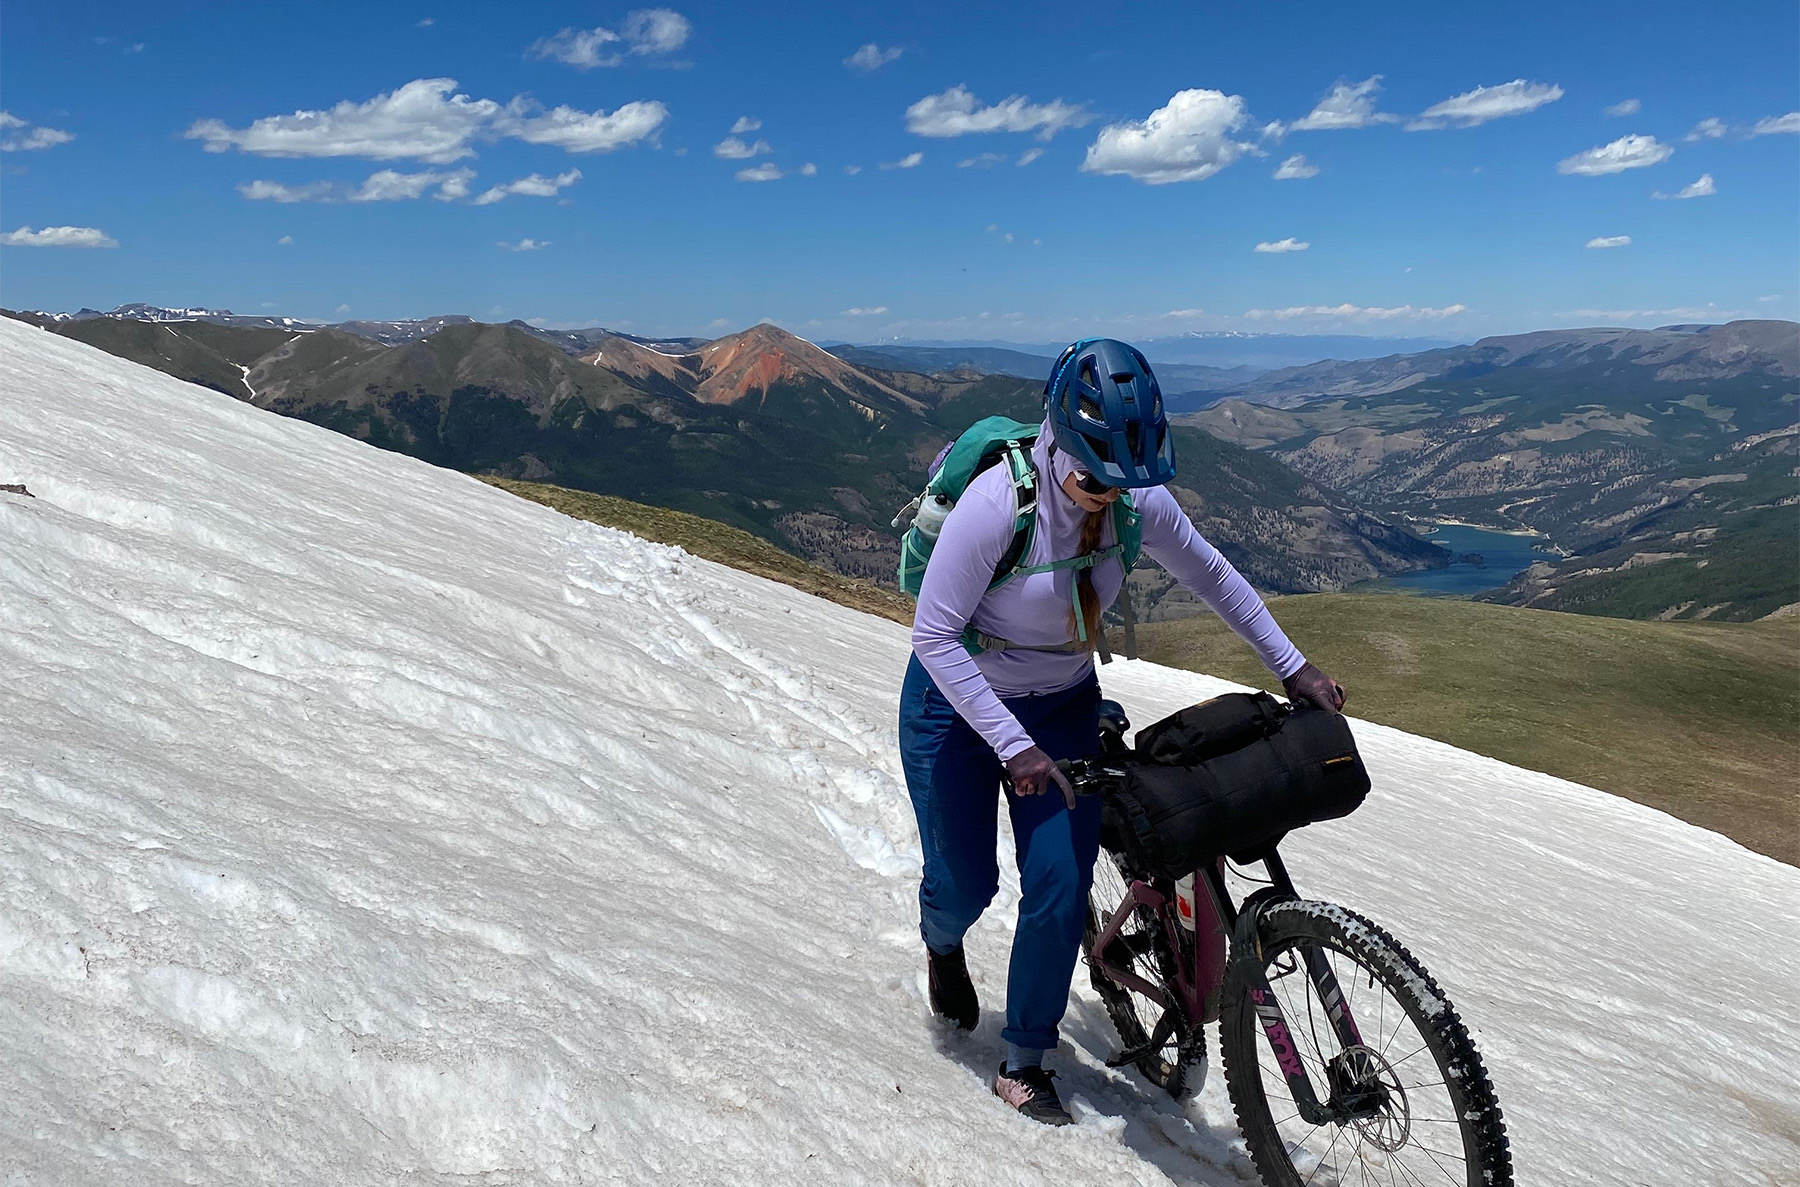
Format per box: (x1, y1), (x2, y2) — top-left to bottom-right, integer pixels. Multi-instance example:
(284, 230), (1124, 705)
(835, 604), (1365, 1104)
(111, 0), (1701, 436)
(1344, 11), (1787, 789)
(2, 318), (1798, 1185)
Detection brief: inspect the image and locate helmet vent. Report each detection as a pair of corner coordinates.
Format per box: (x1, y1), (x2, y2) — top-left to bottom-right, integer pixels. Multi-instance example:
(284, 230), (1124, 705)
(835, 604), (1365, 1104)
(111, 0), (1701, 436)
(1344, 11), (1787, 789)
(1078, 358), (1099, 390)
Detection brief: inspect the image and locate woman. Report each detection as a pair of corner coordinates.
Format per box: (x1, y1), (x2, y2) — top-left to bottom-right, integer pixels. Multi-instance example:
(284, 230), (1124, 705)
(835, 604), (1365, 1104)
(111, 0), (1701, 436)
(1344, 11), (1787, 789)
(899, 338), (1345, 1125)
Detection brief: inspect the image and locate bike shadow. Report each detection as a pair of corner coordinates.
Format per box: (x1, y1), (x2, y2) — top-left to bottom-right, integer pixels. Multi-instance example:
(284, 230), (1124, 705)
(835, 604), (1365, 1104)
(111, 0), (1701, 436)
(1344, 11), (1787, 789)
(929, 999), (1249, 1186)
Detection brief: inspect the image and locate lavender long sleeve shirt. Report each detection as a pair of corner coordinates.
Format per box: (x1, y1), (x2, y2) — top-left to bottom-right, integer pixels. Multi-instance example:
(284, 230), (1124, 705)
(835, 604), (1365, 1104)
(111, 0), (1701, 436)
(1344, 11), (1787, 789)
(911, 423), (1306, 762)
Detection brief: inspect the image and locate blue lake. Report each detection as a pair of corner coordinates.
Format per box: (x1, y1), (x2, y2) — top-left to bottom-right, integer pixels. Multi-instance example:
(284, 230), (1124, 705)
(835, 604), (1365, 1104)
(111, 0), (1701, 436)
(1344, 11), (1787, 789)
(1385, 524), (1555, 596)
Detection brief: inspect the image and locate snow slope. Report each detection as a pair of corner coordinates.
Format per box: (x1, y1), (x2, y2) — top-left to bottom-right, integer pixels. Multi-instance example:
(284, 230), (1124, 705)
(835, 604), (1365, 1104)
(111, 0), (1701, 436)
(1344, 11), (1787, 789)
(2, 317), (1797, 1186)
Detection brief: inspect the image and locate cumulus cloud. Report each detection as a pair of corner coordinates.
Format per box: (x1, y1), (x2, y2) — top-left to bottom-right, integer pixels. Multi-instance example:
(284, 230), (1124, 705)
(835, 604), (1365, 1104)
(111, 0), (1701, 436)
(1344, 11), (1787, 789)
(498, 238), (549, 251)
(1604, 98), (1641, 117)
(500, 98), (669, 153)
(905, 85), (1092, 139)
(0, 225), (118, 248)
(729, 116), (761, 134)
(1272, 153), (1318, 179)
(1406, 79), (1563, 130)
(0, 111), (74, 151)
(278, 235), (294, 244)
(880, 152), (924, 169)
(713, 136), (771, 159)
(735, 162), (783, 181)
(1254, 237), (1309, 253)
(530, 8), (689, 68)
(1653, 173), (1715, 200)
(473, 168), (582, 204)
(798, 162), (817, 175)
(1080, 88), (1252, 185)
(1684, 117), (1727, 142)
(187, 78), (665, 162)
(622, 9), (690, 55)
(352, 167), (475, 201)
(1586, 235), (1631, 249)
(1558, 135), (1672, 175)
(845, 43), (902, 71)
(238, 179), (336, 202)
(842, 306), (889, 316)
(1291, 76), (1397, 131)
(1244, 303), (1466, 321)
(238, 168), (475, 203)
(1752, 112), (1800, 136)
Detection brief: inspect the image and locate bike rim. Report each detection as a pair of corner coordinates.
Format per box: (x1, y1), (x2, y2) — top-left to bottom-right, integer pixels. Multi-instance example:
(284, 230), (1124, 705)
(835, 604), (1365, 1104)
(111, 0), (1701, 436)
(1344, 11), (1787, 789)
(1250, 936), (1476, 1185)
(1087, 854), (1187, 1083)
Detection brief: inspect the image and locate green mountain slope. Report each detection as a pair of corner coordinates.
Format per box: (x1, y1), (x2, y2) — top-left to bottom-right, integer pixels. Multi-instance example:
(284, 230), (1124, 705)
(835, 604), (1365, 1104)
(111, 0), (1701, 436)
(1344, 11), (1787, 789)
(1136, 594), (1799, 865)
(53, 319), (298, 399)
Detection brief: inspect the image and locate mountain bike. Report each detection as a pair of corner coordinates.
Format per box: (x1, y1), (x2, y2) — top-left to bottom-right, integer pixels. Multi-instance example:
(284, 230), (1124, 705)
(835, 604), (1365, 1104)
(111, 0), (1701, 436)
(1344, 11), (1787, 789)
(1062, 700), (1513, 1187)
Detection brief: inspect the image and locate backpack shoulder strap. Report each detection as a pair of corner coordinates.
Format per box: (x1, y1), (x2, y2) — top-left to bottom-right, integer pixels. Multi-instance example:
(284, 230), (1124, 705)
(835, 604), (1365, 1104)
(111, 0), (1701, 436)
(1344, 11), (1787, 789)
(987, 442), (1038, 590)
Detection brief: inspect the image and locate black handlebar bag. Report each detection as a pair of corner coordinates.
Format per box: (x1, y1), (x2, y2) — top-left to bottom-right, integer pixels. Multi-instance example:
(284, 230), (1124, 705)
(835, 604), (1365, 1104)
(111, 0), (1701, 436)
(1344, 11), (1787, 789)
(1109, 692), (1371, 875)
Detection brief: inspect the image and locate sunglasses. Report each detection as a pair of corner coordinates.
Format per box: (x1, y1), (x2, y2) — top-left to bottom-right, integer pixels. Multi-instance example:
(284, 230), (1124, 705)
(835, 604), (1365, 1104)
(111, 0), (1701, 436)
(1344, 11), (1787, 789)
(1075, 470), (1115, 496)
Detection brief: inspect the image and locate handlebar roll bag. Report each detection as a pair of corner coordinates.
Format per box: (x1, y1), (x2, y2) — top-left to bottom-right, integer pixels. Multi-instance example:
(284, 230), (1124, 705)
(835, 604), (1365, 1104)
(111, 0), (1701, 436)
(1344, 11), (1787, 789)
(1113, 700), (1371, 874)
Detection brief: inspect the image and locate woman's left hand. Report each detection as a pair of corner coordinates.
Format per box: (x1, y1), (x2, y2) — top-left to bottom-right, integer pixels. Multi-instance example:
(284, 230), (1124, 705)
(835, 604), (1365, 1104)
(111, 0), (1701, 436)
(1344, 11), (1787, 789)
(1282, 661), (1347, 713)
(1005, 746), (1076, 810)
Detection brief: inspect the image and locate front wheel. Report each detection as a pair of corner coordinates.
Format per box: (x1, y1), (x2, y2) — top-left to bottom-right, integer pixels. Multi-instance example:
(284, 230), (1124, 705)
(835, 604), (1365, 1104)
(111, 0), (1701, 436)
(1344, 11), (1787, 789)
(1220, 899), (1512, 1187)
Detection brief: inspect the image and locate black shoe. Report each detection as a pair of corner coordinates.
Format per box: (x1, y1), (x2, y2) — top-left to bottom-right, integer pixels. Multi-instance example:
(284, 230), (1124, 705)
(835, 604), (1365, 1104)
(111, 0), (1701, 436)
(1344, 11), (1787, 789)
(927, 945), (978, 1031)
(993, 1063), (1073, 1126)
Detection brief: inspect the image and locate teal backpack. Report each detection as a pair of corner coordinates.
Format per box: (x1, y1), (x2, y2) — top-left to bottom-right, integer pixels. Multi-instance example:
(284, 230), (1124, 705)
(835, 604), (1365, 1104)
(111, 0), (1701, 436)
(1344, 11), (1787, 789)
(893, 416), (1142, 655)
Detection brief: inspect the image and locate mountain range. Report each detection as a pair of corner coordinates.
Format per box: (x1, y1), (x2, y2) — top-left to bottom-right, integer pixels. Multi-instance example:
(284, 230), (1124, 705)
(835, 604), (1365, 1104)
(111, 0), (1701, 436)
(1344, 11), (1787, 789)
(1190, 320), (1799, 620)
(3, 308), (1442, 609)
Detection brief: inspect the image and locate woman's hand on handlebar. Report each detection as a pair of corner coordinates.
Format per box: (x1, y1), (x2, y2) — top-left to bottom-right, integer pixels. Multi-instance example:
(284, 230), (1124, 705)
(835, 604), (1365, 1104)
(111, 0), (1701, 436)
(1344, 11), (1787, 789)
(1283, 660), (1347, 713)
(1005, 746), (1077, 810)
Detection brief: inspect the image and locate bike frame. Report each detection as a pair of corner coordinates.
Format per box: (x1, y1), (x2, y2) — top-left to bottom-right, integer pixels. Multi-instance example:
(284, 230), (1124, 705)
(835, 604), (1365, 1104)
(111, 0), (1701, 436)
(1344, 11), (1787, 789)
(1086, 847), (1368, 1126)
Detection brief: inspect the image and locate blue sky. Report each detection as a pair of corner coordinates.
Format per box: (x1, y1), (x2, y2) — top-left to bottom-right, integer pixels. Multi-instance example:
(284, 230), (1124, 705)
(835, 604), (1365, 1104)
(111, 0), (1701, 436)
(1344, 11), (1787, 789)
(2, 0), (1796, 342)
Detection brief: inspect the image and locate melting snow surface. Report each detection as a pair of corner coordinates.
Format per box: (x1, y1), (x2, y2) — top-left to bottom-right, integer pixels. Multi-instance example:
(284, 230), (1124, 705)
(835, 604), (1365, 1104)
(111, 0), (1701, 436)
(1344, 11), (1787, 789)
(2, 318), (1797, 1185)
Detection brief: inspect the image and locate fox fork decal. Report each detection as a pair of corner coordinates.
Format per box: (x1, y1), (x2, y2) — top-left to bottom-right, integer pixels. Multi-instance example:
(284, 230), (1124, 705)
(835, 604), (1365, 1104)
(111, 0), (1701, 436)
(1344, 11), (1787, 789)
(1248, 985), (1334, 1125)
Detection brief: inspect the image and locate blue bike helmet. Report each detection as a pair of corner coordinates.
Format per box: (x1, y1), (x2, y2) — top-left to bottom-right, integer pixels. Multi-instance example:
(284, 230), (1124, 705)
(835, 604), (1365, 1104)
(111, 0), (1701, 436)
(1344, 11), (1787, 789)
(1044, 338), (1176, 488)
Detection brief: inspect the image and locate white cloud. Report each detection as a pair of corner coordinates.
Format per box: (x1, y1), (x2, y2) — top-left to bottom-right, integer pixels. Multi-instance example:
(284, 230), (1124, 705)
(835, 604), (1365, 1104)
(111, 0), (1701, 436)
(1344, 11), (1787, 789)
(842, 306), (889, 316)
(238, 178), (336, 202)
(188, 79), (665, 162)
(1684, 117), (1728, 142)
(497, 238), (549, 251)
(1653, 173), (1715, 200)
(0, 225), (118, 248)
(530, 9), (689, 68)
(798, 162), (817, 176)
(278, 235), (294, 244)
(187, 78), (500, 162)
(905, 85), (1092, 139)
(0, 112), (75, 152)
(1272, 153), (1318, 179)
(845, 43), (902, 71)
(1292, 76), (1398, 131)
(958, 151), (1006, 168)
(844, 164), (862, 175)
(880, 152), (924, 169)
(1604, 98), (1641, 118)
(1752, 112), (1800, 136)
(622, 9), (690, 55)
(1406, 79), (1563, 130)
(735, 162), (783, 182)
(1558, 134), (1673, 175)
(1585, 235), (1631, 249)
(1244, 302), (1466, 321)
(416, 17), (434, 28)
(1016, 147), (1043, 166)
(729, 116), (761, 134)
(1552, 304), (1732, 322)
(1254, 237), (1309, 253)
(1080, 88), (1252, 185)
(352, 167), (475, 201)
(713, 136), (771, 160)
(500, 98), (668, 153)
(335, 303), (352, 314)
(473, 168), (582, 204)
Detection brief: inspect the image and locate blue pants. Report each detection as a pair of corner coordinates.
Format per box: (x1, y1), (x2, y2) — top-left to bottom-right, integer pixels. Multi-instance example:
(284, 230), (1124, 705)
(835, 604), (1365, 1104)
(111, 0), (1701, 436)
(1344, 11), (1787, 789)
(897, 655), (1103, 1050)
